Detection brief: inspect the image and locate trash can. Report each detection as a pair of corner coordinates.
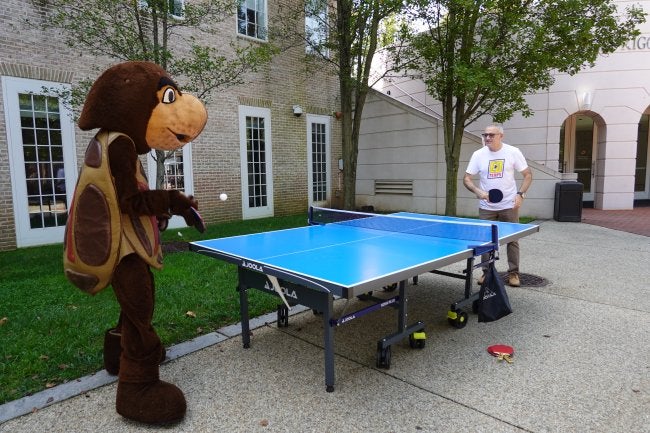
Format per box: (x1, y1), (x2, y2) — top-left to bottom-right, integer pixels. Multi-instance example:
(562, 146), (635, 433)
(554, 181), (583, 222)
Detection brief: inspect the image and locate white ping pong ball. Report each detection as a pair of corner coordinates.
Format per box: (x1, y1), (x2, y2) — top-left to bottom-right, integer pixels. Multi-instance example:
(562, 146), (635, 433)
(219, 193), (228, 201)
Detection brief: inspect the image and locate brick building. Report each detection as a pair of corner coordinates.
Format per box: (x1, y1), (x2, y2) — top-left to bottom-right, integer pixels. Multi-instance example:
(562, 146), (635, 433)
(0, 0), (342, 250)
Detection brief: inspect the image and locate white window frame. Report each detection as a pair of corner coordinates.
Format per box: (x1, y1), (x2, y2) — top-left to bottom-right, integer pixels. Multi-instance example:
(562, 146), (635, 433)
(2, 76), (77, 247)
(237, 0), (268, 41)
(239, 105), (274, 219)
(305, 0), (329, 57)
(169, 0), (185, 19)
(138, 0), (185, 19)
(146, 144), (194, 229)
(306, 114), (331, 207)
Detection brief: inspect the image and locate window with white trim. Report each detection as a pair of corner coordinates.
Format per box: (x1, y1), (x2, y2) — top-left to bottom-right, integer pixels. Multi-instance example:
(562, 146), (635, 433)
(239, 105), (274, 219)
(169, 0), (184, 19)
(138, 0), (185, 18)
(237, 0), (267, 40)
(305, 0), (329, 56)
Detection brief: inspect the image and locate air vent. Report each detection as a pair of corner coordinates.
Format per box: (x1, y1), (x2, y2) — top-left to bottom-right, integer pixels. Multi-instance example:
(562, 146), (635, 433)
(375, 180), (413, 195)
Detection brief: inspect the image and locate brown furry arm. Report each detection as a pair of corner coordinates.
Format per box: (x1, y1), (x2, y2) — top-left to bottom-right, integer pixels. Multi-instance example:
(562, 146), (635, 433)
(108, 135), (196, 217)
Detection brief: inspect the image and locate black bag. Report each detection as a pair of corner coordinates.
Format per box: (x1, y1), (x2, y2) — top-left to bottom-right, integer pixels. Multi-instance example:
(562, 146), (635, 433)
(477, 264), (512, 322)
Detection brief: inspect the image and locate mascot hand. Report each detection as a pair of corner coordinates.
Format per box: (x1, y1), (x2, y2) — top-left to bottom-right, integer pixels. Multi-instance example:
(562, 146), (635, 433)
(168, 190), (198, 215)
(168, 190), (205, 233)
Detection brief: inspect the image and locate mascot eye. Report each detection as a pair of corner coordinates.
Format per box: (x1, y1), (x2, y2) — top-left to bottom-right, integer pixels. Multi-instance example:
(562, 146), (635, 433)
(162, 87), (176, 104)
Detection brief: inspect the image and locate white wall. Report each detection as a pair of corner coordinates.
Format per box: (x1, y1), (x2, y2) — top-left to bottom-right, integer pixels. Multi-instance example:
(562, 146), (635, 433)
(358, 91), (577, 219)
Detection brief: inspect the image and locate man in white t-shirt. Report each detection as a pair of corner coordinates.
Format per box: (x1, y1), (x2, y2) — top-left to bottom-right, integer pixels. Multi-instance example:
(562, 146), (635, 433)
(463, 125), (533, 287)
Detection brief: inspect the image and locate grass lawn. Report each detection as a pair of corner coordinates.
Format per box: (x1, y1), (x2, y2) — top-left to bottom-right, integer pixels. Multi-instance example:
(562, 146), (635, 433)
(0, 213), (307, 405)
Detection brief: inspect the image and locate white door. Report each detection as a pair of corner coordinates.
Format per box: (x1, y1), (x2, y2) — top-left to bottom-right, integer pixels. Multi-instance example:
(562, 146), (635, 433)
(239, 105), (274, 219)
(307, 114), (331, 207)
(2, 76), (77, 247)
(147, 145), (194, 229)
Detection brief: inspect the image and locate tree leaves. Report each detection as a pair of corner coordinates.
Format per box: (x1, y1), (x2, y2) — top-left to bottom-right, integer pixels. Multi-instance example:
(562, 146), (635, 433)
(397, 0), (645, 214)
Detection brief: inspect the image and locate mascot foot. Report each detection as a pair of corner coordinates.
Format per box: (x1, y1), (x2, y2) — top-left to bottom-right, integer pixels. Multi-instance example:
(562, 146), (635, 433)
(103, 329), (167, 376)
(116, 380), (186, 425)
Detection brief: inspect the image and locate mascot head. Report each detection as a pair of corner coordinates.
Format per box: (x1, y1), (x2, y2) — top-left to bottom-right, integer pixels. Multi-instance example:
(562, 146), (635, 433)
(78, 61), (207, 154)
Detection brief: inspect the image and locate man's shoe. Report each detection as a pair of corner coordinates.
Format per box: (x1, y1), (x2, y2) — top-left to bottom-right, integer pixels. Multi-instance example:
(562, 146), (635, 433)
(508, 273), (520, 287)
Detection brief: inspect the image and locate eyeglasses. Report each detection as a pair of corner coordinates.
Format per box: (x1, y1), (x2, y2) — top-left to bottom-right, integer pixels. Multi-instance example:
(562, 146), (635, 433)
(481, 133), (500, 138)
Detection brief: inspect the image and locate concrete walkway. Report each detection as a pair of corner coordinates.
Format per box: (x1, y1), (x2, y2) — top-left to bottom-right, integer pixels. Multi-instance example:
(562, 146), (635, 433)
(1, 219), (648, 432)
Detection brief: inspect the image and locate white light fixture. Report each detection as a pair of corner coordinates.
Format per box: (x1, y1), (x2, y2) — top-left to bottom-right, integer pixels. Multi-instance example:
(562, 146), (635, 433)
(292, 105), (303, 117)
(580, 92), (592, 111)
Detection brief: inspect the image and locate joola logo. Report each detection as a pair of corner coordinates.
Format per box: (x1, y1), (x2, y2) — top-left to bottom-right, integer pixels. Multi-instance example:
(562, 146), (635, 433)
(241, 260), (263, 272)
(264, 281), (298, 300)
(482, 290), (496, 300)
(381, 299), (396, 308)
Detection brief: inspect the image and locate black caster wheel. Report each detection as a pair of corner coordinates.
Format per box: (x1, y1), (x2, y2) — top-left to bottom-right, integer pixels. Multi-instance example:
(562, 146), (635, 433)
(376, 345), (392, 369)
(409, 331), (426, 349)
(382, 283), (398, 292)
(447, 309), (468, 329)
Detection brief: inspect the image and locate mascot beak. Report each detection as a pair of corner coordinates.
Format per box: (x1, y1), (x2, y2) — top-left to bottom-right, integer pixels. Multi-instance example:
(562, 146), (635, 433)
(146, 87), (208, 151)
(173, 94), (207, 144)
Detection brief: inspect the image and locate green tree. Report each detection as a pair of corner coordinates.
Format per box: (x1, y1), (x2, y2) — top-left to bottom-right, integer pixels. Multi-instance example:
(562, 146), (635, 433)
(36, 0), (277, 188)
(334, 0), (409, 210)
(274, 0), (408, 210)
(399, 0), (645, 215)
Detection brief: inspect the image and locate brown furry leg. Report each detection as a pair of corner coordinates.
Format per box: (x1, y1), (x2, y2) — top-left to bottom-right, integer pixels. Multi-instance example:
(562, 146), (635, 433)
(103, 320), (166, 376)
(103, 327), (122, 375)
(111, 254), (186, 424)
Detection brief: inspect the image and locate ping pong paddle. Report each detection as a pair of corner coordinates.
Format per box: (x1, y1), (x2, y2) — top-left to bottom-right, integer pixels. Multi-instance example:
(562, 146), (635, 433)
(488, 189), (503, 203)
(487, 344), (514, 363)
(188, 207), (206, 233)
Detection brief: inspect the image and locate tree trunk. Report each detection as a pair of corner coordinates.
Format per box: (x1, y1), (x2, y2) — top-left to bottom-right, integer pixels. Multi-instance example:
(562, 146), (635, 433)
(155, 150), (166, 189)
(442, 100), (466, 216)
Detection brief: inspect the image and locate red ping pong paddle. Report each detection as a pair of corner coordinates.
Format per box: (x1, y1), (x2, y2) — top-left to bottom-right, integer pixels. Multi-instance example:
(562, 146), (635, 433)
(488, 189), (503, 203)
(188, 207), (206, 233)
(488, 344), (514, 363)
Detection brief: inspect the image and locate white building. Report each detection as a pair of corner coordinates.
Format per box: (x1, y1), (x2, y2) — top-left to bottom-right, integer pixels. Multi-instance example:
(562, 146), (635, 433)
(357, 0), (650, 218)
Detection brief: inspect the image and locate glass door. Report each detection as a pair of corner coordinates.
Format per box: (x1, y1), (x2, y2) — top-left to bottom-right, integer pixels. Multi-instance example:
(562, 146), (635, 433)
(239, 105), (274, 219)
(560, 114), (597, 201)
(635, 114), (649, 199)
(2, 76), (76, 247)
(307, 114), (331, 207)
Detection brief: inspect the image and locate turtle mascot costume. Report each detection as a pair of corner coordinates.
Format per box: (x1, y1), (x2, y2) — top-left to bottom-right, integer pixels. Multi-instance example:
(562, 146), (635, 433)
(63, 61), (207, 424)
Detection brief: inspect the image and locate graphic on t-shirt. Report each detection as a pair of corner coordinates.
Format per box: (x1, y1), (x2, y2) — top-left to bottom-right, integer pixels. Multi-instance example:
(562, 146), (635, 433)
(488, 159), (504, 179)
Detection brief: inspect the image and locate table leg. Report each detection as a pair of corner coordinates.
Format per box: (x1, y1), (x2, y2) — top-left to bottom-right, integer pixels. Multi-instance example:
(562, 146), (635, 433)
(322, 293), (335, 392)
(238, 281), (250, 349)
(398, 280), (407, 332)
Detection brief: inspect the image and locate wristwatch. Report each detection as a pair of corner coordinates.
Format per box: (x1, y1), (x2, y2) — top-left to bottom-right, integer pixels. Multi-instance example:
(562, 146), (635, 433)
(517, 191), (526, 199)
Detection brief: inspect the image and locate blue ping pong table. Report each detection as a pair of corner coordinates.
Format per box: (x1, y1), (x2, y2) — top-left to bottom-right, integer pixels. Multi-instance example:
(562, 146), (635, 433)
(190, 207), (539, 392)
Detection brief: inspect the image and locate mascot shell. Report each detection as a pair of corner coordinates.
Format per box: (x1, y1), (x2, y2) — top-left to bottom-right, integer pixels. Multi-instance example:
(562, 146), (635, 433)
(63, 131), (163, 295)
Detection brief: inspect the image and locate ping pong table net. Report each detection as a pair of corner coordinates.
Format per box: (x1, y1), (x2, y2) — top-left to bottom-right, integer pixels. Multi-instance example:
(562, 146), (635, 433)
(309, 207), (497, 245)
